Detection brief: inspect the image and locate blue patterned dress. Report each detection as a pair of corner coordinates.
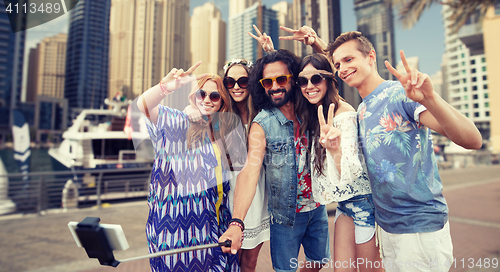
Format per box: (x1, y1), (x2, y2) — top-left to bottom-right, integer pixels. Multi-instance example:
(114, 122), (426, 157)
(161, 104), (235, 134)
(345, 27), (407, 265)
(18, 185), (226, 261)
(144, 105), (241, 272)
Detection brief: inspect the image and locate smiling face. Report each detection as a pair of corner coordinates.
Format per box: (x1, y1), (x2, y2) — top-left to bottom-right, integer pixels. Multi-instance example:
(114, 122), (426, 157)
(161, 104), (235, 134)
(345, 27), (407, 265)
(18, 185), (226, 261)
(226, 65), (249, 103)
(299, 64), (328, 106)
(262, 61), (294, 108)
(195, 80), (222, 115)
(332, 40), (373, 89)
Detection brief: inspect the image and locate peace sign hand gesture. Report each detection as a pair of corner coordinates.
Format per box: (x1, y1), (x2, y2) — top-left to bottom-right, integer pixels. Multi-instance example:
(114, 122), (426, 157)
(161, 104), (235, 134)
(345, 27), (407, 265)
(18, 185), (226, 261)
(318, 104), (341, 153)
(385, 50), (435, 104)
(248, 25), (275, 53)
(159, 61), (205, 94)
(279, 25), (317, 45)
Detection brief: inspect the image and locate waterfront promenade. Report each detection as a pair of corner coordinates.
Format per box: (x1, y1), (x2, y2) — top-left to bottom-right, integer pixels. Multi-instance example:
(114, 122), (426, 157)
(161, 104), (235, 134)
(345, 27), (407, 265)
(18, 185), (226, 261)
(1, 165), (499, 272)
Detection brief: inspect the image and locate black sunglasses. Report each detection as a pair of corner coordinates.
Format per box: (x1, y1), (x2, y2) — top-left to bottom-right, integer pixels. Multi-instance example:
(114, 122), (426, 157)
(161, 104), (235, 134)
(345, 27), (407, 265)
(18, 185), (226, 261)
(195, 89), (221, 102)
(259, 74), (293, 89)
(297, 74), (327, 88)
(223, 76), (249, 89)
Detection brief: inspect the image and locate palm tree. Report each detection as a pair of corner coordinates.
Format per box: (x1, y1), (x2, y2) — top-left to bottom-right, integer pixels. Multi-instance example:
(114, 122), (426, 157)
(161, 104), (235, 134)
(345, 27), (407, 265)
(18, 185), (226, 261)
(387, 0), (498, 33)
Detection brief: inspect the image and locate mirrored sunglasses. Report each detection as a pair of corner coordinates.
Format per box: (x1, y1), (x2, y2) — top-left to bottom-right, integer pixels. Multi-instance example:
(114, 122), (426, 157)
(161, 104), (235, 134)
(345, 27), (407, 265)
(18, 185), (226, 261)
(195, 89), (221, 102)
(297, 74), (327, 88)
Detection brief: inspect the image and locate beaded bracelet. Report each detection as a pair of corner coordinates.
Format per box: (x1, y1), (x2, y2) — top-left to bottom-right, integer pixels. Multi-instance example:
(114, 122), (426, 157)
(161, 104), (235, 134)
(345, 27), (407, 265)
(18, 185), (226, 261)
(229, 221), (244, 232)
(229, 218), (245, 231)
(158, 78), (171, 96)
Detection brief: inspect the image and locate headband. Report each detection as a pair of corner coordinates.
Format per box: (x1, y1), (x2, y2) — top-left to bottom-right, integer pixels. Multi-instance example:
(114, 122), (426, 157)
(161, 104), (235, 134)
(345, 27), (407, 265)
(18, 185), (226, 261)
(223, 58), (253, 73)
(298, 69), (333, 77)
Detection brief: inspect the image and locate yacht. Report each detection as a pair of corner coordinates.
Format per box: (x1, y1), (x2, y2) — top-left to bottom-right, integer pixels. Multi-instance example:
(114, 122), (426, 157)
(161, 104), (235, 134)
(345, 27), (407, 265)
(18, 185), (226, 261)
(49, 99), (153, 171)
(48, 99), (154, 202)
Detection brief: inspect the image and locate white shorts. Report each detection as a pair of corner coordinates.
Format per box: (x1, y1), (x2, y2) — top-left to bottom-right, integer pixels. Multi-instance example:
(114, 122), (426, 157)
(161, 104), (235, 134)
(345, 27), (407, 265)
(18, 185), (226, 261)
(378, 221), (454, 272)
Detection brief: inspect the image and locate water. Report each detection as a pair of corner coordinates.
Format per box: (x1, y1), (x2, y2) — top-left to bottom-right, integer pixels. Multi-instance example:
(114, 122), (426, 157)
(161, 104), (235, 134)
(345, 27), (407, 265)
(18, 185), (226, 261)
(0, 148), (53, 174)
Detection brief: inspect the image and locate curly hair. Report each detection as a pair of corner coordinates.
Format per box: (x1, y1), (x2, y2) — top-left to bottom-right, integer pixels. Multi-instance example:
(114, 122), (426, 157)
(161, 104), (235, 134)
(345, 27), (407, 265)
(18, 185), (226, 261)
(296, 54), (343, 177)
(248, 49), (301, 111)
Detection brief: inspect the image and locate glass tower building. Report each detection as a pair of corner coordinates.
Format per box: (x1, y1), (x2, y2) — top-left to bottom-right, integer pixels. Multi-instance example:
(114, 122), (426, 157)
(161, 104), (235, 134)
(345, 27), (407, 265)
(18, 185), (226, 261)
(0, 1), (26, 139)
(64, 0), (111, 116)
(228, 3), (278, 63)
(354, 0), (395, 80)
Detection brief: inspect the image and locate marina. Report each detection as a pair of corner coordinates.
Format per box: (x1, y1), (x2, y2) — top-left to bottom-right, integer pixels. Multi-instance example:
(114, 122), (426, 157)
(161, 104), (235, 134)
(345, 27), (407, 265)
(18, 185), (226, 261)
(0, 99), (154, 215)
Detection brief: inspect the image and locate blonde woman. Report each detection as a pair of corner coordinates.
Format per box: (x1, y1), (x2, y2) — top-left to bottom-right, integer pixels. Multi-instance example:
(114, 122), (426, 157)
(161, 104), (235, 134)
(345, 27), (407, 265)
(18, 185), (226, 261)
(138, 62), (246, 272)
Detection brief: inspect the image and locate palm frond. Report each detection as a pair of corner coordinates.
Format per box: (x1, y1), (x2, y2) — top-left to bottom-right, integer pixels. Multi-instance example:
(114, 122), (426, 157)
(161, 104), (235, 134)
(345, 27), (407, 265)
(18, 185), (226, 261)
(391, 0), (440, 29)
(388, 0), (497, 34)
(446, 0), (497, 33)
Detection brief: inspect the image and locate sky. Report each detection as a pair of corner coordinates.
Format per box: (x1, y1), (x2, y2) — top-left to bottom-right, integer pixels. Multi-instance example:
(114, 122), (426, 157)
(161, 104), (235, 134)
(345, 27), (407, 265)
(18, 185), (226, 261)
(190, 0), (446, 76)
(22, 0), (446, 98)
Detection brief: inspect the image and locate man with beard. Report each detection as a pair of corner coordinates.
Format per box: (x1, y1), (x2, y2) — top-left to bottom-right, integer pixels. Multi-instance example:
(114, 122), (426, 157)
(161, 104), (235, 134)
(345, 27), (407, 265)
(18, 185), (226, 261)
(220, 50), (331, 272)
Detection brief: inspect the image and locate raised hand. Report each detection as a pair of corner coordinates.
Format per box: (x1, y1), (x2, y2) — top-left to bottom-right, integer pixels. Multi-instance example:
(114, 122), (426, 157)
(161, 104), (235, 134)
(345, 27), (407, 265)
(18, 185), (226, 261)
(248, 24), (274, 52)
(139, 61), (206, 123)
(318, 104), (341, 153)
(385, 50), (434, 104)
(279, 25), (317, 45)
(160, 61), (205, 94)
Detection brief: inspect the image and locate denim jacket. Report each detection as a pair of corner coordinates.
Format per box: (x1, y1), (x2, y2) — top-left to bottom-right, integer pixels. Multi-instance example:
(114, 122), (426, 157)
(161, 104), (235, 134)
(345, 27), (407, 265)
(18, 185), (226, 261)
(253, 107), (301, 226)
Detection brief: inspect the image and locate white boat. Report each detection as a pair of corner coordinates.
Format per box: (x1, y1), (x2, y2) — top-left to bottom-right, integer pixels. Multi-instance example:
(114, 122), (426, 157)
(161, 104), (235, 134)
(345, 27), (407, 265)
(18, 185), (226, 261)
(49, 98), (153, 172)
(48, 97), (154, 206)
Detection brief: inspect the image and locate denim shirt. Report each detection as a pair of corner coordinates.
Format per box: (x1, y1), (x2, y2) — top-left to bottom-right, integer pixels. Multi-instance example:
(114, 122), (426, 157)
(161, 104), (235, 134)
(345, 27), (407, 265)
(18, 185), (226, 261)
(253, 107), (300, 226)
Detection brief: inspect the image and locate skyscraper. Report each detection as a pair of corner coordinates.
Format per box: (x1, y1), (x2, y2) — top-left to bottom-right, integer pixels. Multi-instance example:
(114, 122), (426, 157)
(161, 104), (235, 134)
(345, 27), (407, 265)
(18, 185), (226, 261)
(108, 0), (136, 101)
(0, 1), (26, 140)
(160, 0), (191, 74)
(354, 0), (395, 80)
(229, 0), (259, 16)
(64, 0), (111, 116)
(27, 33), (67, 101)
(26, 48), (39, 103)
(442, 5), (489, 139)
(272, 1), (294, 53)
(191, 2), (226, 75)
(292, 0), (341, 57)
(108, 0), (190, 109)
(228, 3), (278, 63)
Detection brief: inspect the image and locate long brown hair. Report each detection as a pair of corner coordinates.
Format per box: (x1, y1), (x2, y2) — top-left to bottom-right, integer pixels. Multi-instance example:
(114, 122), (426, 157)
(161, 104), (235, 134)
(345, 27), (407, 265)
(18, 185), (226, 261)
(223, 61), (257, 137)
(296, 54), (343, 176)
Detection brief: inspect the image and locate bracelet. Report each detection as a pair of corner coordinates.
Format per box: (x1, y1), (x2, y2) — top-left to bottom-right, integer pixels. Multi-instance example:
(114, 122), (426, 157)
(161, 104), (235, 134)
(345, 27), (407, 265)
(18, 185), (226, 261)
(229, 221), (244, 232)
(229, 218), (245, 232)
(159, 78), (171, 96)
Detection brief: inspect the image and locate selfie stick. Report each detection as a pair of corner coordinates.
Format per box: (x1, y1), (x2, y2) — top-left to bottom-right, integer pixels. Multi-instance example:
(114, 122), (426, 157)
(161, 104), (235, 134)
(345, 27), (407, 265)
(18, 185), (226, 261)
(69, 217), (231, 267)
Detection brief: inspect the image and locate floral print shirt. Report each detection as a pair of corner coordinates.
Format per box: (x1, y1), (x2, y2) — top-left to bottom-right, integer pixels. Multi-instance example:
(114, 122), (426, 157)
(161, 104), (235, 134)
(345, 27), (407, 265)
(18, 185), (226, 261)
(295, 127), (320, 213)
(358, 80), (448, 234)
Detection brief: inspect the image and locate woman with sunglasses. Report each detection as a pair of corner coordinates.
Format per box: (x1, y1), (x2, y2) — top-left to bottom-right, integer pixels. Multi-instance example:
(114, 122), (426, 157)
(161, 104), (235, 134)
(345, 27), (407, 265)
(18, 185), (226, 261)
(296, 54), (382, 272)
(222, 59), (270, 272)
(185, 58), (270, 272)
(137, 62), (246, 272)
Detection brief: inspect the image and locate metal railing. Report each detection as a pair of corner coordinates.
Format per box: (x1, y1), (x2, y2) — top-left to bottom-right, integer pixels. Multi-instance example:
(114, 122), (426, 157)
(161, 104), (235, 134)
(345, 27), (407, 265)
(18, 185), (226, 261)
(0, 167), (152, 215)
(437, 151), (498, 169)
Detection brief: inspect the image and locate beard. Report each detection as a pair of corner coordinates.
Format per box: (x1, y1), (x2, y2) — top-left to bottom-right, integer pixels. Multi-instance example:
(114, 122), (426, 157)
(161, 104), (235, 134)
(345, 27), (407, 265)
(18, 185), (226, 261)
(267, 87), (295, 108)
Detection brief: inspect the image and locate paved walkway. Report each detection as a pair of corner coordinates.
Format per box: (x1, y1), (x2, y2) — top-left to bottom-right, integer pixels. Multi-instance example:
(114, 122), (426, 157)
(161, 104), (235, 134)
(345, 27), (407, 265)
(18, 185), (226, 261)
(1, 165), (499, 272)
